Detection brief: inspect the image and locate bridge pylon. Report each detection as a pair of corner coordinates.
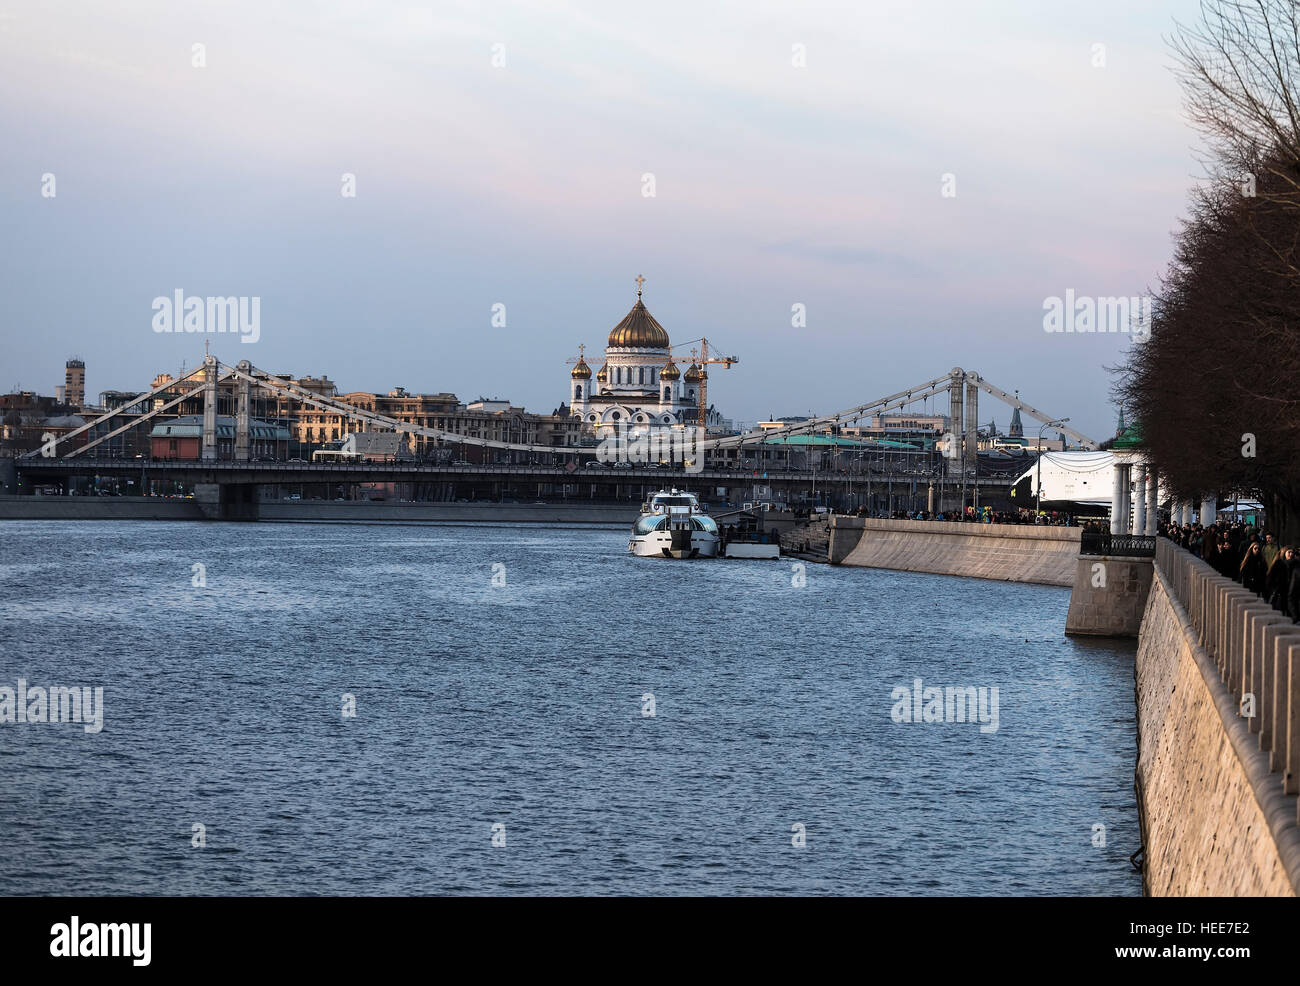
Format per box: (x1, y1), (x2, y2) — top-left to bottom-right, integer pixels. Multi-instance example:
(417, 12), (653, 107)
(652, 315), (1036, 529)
(201, 354), (219, 462)
(947, 367), (964, 481)
(964, 372), (979, 482)
(235, 360), (252, 462)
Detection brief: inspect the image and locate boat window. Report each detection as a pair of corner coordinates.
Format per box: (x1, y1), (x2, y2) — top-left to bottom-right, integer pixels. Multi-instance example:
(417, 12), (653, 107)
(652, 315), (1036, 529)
(653, 496), (694, 506)
(634, 515), (668, 534)
(692, 517), (718, 533)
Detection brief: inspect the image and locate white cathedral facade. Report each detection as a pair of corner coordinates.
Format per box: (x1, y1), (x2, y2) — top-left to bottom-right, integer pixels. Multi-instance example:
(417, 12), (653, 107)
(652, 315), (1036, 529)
(567, 282), (706, 437)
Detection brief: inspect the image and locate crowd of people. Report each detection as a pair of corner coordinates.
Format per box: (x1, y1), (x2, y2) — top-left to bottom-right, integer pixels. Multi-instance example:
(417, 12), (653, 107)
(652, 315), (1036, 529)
(1162, 520), (1300, 621)
(861, 507), (1079, 526)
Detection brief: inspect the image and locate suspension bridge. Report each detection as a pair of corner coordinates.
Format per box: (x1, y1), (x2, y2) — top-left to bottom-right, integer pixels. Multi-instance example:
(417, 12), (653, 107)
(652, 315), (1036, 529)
(10, 355), (1099, 519)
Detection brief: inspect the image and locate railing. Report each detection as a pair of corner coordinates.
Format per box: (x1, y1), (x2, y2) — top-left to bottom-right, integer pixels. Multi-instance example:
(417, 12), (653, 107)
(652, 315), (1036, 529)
(1080, 532), (1157, 556)
(1154, 538), (1300, 830)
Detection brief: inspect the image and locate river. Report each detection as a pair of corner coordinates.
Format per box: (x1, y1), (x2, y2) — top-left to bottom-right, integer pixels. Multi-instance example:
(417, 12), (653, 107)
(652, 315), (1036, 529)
(0, 521), (1140, 895)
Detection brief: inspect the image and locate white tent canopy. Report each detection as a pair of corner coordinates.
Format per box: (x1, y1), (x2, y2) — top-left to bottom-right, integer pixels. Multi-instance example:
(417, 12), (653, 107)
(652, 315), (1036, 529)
(1012, 451), (1120, 507)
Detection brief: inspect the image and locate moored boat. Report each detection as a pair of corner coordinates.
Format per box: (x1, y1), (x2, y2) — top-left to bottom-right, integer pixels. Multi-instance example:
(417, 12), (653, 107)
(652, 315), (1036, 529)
(628, 489), (719, 559)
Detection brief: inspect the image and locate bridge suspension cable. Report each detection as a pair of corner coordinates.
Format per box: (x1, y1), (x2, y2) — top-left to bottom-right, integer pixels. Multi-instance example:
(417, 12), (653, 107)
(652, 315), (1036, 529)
(225, 362), (570, 454)
(706, 374), (956, 450)
(19, 362), (219, 459)
(966, 374), (1098, 449)
(27, 355), (1099, 460)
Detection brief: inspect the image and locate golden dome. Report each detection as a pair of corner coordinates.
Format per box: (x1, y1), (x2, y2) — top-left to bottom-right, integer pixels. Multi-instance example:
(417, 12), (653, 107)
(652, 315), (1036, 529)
(684, 363), (702, 382)
(659, 360), (680, 380)
(608, 299), (670, 349)
(596, 363), (608, 382)
(571, 359), (592, 379)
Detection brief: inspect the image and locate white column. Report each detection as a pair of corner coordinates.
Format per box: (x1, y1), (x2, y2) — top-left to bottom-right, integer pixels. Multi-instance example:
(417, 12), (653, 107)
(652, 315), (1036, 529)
(1110, 460), (1125, 535)
(1122, 464), (1133, 533)
(1200, 496), (1217, 527)
(1133, 466), (1146, 536)
(1145, 466), (1159, 535)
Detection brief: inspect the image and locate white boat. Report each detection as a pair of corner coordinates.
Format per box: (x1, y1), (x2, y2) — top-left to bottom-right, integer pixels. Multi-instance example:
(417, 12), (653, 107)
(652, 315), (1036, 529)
(629, 489), (720, 559)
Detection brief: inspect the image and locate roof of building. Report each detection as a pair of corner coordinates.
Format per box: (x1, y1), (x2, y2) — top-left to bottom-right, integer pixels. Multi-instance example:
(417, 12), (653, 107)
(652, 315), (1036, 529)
(608, 296), (670, 349)
(659, 360), (680, 380)
(342, 431), (412, 457)
(759, 435), (870, 447)
(1113, 421), (1144, 449)
(150, 415), (289, 440)
(571, 359), (592, 379)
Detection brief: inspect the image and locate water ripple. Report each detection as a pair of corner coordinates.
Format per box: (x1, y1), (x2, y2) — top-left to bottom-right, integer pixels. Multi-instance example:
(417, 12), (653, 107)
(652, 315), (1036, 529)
(0, 520), (1140, 896)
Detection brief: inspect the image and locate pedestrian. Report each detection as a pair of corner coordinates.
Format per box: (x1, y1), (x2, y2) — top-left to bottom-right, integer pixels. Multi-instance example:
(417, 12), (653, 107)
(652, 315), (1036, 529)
(1263, 533), (1280, 571)
(1203, 535), (1220, 571)
(1218, 537), (1238, 579)
(1266, 546), (1295, 614)
(1240, 541), (1268, 595)
(1288, 550), (1300, 622)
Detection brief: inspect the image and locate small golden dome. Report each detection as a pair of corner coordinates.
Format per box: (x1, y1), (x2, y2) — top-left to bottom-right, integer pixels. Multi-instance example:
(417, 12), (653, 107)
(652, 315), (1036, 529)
(684, 363), (702, 382)
(596, 363), (608, 382)
(659, 361), (680, 380)
(571, 359), (592, 379)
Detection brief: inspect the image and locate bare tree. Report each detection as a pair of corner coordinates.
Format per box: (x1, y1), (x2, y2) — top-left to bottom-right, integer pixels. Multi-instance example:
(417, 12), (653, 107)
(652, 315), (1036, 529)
(1117, 0), (1300, 540)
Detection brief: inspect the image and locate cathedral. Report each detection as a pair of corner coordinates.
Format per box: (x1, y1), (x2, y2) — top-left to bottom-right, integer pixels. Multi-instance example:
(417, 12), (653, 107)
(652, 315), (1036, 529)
(567, 279), (706, 436)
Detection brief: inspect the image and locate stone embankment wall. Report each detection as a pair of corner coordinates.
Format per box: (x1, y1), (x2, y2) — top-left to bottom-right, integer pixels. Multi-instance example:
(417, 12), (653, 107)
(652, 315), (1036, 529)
(828, 516), (1079, 586)
(1136, 542), (1300, 896)
(1064, 556), (1154, 637)
(0, 495), (637, 525)
(0, 495), (205, 520)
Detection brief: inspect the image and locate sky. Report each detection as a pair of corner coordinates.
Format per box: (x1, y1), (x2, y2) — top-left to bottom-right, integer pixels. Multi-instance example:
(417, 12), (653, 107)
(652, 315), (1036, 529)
(0, 0), (1208, 441)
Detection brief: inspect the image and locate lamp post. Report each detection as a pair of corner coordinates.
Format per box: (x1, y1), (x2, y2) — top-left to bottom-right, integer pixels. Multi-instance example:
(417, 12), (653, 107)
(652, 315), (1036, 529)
(1035, 417), (1069, 522)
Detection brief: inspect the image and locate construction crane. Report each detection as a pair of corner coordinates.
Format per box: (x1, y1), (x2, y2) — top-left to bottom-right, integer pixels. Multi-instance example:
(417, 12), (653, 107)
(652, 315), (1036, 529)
(671, 337), (739, 429)
(564, 343), (590, 374)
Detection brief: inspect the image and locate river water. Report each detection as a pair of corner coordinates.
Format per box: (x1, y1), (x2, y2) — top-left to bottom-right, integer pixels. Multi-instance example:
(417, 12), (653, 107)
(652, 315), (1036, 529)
(0, 521), (1140, 896)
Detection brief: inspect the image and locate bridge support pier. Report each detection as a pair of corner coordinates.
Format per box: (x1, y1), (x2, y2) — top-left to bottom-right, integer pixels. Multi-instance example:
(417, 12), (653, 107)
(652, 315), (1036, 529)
(194, 482), (260, 521)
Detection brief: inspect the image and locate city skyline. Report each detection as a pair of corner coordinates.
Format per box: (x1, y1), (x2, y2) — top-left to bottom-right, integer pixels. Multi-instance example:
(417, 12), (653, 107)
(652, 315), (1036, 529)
(1, 0), (1205, 440)
(5, 0), (1299, 923)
